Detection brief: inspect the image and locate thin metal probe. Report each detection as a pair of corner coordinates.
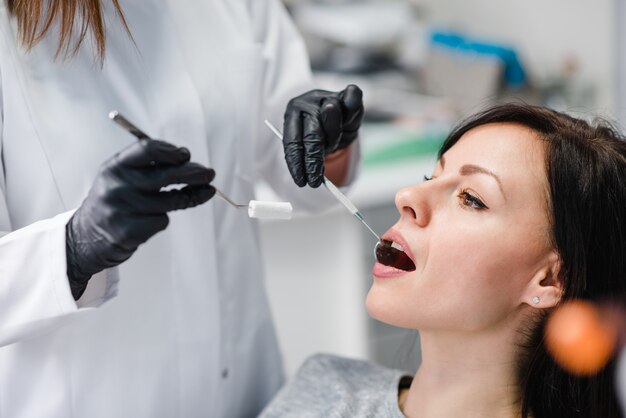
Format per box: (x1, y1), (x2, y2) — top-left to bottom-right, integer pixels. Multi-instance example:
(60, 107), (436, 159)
(214, 188), (247, 208)
(108, 110), (239, 208)
(264, 119), (380, 241)
(109, 111), (151, 140)
(355, 212), (381, 241)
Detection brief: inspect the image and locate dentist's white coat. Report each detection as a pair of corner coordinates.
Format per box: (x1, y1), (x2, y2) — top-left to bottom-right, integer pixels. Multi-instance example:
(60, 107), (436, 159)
(0, 1), (356, 417)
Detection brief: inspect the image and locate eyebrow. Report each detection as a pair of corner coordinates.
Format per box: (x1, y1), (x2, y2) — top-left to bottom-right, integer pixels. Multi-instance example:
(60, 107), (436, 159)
(439, 156), (505, 196)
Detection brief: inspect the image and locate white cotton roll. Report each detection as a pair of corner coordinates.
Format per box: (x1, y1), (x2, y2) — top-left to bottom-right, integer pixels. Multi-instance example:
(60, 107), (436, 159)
(247, 200), (293, 220)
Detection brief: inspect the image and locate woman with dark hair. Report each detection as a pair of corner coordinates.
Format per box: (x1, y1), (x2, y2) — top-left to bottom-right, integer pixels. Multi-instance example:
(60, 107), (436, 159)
(261, 103), (626, 418)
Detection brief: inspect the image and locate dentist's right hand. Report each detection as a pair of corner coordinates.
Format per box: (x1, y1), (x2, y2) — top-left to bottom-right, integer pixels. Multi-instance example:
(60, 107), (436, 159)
(65, 139), (216, 299)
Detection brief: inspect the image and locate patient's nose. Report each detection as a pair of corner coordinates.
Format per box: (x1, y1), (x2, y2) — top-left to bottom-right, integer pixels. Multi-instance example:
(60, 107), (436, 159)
(395, 184), (431, 228)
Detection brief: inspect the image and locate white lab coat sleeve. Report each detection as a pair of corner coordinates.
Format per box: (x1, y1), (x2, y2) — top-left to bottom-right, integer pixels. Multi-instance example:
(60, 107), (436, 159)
(250, 0), (362, 213)
(0, 79), (118, 347)
(0, 210), (120, 348)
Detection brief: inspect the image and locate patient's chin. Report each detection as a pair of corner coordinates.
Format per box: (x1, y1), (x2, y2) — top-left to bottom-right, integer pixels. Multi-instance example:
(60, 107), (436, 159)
(365, 286), (407, 327)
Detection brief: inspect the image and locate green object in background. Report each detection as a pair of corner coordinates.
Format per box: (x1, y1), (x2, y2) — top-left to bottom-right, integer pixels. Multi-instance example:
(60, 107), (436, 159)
(363, 132), (447, 167)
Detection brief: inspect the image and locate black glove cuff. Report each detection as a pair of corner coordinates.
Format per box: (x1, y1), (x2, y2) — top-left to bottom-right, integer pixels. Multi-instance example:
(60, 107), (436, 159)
(66, 215), (136, 300)
(66, 221), (92, 300)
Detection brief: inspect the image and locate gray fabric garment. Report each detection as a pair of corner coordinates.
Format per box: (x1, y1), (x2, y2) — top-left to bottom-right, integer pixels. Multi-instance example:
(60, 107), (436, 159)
(259, 354), (412, 417)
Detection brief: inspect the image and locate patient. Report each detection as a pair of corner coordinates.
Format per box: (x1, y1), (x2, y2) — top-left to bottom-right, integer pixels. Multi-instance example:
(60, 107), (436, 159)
(260, 104), (626, 418)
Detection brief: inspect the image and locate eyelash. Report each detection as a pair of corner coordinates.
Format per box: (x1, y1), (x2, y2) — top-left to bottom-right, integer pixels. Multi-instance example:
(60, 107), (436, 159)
(422, 176), (488, 210)
(458, 189), (488, 210)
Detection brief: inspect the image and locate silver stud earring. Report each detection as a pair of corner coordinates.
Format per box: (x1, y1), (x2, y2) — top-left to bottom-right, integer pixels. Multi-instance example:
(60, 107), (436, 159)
(532, 296), (540, 304)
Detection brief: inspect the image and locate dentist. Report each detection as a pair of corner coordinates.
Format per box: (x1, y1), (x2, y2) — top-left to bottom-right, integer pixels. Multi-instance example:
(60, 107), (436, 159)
(0, 0), (363, 417)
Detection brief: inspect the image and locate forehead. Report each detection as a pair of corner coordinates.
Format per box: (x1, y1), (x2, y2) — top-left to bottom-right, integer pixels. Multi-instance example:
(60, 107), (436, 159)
(442, 122), (544, 171)
(441, 122), (548, 200)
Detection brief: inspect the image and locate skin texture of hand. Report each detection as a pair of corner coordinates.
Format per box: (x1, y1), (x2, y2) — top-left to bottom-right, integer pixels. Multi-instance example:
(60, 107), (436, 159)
(283, 84), (364, 188)
(66, 139), (216, 299)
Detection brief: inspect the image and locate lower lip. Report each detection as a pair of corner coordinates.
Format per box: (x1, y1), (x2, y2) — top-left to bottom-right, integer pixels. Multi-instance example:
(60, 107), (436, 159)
(372, 262), (411, 278)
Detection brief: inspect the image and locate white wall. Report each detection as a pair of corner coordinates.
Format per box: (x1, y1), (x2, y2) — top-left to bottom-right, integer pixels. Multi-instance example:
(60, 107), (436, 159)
(260, 211), (370, 375)
(617, 0), (626, 124)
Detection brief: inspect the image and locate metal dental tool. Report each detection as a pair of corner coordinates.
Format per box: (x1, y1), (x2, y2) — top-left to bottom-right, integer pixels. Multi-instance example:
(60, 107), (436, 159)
(109, 111), (233, 201)
(109, 111), (151, 140)
(214, 188), (292, 219)
(109, 111), (293, 220)
(264, 119), (380, 241)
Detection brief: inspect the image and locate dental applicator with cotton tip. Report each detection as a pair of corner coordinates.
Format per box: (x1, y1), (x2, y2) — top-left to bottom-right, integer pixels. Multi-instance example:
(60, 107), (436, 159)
(247, 200), (293, 220)
(215, 189), (293, 220)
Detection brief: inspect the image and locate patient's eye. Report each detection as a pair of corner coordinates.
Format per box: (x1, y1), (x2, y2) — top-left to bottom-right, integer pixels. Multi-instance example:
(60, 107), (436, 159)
(459, 189), (487, 210)
(423, 175), (433, 182)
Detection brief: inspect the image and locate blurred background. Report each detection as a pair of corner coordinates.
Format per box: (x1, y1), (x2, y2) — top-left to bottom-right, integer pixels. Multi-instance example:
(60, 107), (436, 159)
(258, 0), (622, 376)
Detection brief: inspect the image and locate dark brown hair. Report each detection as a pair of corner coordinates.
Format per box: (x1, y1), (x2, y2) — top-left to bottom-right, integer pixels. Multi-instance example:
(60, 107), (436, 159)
(439, 103), (626, 418)
(7, 0), (131, 63)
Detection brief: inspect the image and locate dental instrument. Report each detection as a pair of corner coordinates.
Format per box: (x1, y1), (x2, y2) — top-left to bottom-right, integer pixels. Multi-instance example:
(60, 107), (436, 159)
(263, 119), (380, 241)
(109, 111), (151, 140)
(109, 111), (293, 220)
(214, 189), (293, 219)
(374, 240), (416, 271)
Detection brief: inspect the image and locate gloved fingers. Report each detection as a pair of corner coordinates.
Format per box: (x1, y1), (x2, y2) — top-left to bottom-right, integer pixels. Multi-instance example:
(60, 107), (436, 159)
(302, 114), (325, 188)
(283, 109), (306, 187)
(291, 90), (330, 114)
(115, 139), (191, 168)
(112, 213), (170, 250)
(128, 163), (216, 191)
(339, 84), (364, 124)
(117, 184), (215, 213)
(320, 98), (343, 153)
(117, 184), (215, 215)
(148, 184), (216, 212)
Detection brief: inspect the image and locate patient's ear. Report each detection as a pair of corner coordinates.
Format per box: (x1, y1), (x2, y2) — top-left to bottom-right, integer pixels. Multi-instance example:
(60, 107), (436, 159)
(521, 251), (563, 308)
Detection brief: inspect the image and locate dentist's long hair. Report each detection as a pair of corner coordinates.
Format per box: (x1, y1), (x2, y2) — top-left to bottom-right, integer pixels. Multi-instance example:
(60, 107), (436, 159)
(6, 0), (132, 63)
(440, 104), (626, 418)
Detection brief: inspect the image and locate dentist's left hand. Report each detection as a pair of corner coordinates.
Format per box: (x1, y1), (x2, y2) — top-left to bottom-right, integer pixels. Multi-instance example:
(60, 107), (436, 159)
(283, 84), (364, 188)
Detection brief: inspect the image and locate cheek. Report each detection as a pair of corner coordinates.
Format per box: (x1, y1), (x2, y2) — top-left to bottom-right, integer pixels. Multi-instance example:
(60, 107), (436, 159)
(421, 229), (539, 329)
(428, 235), (518, 294)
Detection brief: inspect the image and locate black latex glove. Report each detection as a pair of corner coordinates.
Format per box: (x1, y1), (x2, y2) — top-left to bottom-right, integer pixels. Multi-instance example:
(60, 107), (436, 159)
(66, 139), (216, 300)
(283, 84), (364, 188)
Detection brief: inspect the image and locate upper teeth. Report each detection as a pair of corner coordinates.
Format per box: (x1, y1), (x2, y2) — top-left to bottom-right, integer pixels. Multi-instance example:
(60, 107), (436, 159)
(391, 241), (404, 252)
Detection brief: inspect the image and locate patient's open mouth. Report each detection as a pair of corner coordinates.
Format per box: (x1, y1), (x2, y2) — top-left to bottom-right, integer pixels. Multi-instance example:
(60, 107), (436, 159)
(375, 239), (416, 272)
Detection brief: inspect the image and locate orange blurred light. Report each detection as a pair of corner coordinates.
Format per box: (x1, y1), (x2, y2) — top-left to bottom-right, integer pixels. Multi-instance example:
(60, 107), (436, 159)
(545, 300), (617, 376)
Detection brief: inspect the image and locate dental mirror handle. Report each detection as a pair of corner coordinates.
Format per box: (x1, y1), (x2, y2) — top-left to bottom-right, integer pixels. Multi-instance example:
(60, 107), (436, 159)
(264, 120), (380, 242)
